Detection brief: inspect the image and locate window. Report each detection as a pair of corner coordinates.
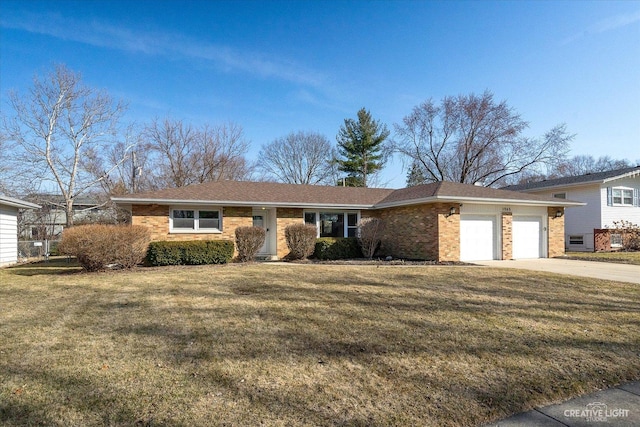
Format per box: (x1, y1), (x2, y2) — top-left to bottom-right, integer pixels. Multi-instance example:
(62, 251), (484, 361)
(171, 208), (221, 232)
(553, 193), (566, 199)
(612, 188), (633, 206)
(320, 212), (344, 237)
(347, 213), (358, 237)
(569, 235), (584, 245)
(304, 211), (360, 238)
(610, 234), (623, 248)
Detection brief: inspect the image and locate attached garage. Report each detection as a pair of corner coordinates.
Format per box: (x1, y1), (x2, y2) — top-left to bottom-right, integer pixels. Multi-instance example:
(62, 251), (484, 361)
(460, 215), (497, 261)
(512, 216), (543, 259)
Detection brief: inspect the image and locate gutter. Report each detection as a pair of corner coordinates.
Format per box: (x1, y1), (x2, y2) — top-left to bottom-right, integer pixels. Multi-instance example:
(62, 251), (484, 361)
(110, 197), (376, 210)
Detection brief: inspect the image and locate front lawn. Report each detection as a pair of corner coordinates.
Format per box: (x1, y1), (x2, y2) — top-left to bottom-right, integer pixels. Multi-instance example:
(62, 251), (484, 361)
(1, 261), (639, 426)
(563, 250), (640, 265)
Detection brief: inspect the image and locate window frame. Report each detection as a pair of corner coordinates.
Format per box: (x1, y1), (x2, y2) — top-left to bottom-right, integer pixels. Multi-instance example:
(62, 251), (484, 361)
(170, 206), (222, 233)
(610, 233), (623, 248)
(612, 187), (633, 207)
(304, 210), (361, 238)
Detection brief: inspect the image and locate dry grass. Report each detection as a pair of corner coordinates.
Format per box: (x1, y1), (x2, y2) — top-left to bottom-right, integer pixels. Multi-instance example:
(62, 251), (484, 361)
(1, 260), (639, 426)
(563, 251), (640, 265)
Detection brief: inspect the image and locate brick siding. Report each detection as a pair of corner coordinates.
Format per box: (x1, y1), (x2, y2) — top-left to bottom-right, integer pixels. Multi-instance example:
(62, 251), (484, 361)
(501, 213), (513, 260)
(132, 202), (565, 262)
(547, 207), (565, 257)
(275, 208), (304, 259)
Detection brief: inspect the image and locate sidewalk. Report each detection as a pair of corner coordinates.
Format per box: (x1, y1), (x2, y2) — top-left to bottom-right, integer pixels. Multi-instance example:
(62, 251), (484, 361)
(485, 381), (640, 426)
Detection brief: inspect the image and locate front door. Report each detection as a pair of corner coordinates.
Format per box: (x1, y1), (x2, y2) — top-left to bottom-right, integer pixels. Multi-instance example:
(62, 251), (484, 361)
(252, 211), (269, 254)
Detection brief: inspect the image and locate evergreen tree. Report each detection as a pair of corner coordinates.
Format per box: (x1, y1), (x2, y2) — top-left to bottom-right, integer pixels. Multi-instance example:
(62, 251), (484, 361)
(406, 161), (428, 187)
(336, 108), (390, 187)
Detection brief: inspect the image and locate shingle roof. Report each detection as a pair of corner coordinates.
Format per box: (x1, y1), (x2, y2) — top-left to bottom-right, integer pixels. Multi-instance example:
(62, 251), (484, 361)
(115, 180), (394, 207)
(112, 180), (580, 208)
(375, 181), (570, 207)
(502, 166), (640, 192)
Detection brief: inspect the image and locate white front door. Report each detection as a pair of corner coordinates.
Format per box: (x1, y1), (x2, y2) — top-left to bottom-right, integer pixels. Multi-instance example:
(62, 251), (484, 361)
(460, 215), (496, 261)
(252, 211), (269, 254)
(512, 216), (542, 259)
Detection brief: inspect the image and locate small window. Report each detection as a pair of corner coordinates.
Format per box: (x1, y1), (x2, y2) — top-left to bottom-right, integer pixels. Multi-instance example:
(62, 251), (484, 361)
(304, 212), (316, 225)
(569, 235), (584, 245)
(611, 234), (623, 248)
(347, 213), (359, 237)
(612, 188), (633, 206)
(553, 193), (566, 199)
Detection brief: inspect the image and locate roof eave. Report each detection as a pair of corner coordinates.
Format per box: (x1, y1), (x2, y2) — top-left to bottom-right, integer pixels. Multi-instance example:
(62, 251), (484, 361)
(374, 195), (585, 209)
(111, 197), (376, 210)
(602, 169), (640, 183)
(0, 196), (41, 210)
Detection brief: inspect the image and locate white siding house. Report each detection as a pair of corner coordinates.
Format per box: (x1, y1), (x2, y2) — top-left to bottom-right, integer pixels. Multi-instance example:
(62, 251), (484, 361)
(0, 196), (40, 267)
(504, 166), (640, 251)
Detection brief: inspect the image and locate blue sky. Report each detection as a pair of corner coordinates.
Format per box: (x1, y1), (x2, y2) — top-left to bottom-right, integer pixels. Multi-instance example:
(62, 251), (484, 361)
(2, 0), (639, 188)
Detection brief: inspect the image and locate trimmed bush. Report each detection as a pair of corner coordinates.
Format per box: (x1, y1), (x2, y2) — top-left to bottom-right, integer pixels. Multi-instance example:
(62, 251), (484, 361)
(313, 237), (363, 260)
(59, 224), (150, 271)
(235, 226), (266, 262)
(285, 223), (317, 260)
(146, 240), (234, 266)
(358, 217), (385, 259)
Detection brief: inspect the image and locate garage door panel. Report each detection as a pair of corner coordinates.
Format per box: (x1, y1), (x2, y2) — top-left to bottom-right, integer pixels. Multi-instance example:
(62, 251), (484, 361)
(460, 215), (496, 261)
(513, 216), (542, 259)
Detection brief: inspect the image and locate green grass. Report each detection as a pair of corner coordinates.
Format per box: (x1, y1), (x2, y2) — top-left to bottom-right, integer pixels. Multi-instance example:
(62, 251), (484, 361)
(1, 260), (639, 426)
(563, 251), (640, 265)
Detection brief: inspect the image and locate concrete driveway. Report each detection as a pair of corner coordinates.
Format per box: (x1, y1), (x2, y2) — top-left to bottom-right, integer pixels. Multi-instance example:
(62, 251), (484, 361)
(476, 258), (640, 284)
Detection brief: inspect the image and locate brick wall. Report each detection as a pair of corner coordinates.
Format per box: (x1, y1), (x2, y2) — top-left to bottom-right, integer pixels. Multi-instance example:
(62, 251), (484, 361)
(436, 203), (460, 262)
(501, 213), (513, 260)
(275, 208), (304, 258)
(547, 207), (565, 257)
(131, 205), (252, 254)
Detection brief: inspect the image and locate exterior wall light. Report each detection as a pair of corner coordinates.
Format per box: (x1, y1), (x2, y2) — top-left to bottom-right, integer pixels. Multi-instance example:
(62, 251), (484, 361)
(447, 206), (456, 217)
(555, 209), (563, 218)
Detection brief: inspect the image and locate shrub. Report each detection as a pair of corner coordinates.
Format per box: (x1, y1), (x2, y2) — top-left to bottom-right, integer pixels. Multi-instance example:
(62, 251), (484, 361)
(235, 226), (266, 262)
(357, 217), (385, 259)
(313, 237), (363, 260)
(58, 224), (150, 271)
(285, 223), (317, 260)
(145, 240), (234, 266)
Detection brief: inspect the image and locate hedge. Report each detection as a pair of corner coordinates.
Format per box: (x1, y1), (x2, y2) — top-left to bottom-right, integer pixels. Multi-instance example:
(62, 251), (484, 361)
(313, 237), (363, 260)
(146, 240), (234, 266)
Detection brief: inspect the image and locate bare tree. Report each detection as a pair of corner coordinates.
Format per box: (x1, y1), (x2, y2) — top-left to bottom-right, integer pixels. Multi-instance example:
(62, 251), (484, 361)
(3, 64), (129, 226)
(393, 91), (572, 187)
(144, 118), (252, 188)
(257, 131), (337, 185)
(557, 155), (632, 177)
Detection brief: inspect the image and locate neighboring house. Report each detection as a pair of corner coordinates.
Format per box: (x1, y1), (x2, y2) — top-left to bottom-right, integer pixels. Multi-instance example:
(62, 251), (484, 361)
(112, 180), (580, 262)
(19, 195), (107, 240)
(504, 166), (640, 252)
(0, 195), (40, 267)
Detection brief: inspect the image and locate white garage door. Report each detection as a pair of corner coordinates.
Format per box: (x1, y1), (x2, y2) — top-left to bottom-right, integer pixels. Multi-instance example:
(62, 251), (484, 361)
(460, 215), (496, 261)
(512, 216), (542, 259)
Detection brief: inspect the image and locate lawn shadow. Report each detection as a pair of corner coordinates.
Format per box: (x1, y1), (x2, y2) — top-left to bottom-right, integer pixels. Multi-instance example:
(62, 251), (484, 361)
(7, 258), (82, 276)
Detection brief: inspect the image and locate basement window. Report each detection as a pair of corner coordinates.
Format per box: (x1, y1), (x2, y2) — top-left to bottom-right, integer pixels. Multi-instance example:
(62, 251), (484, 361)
(568, 235), (584, 245)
